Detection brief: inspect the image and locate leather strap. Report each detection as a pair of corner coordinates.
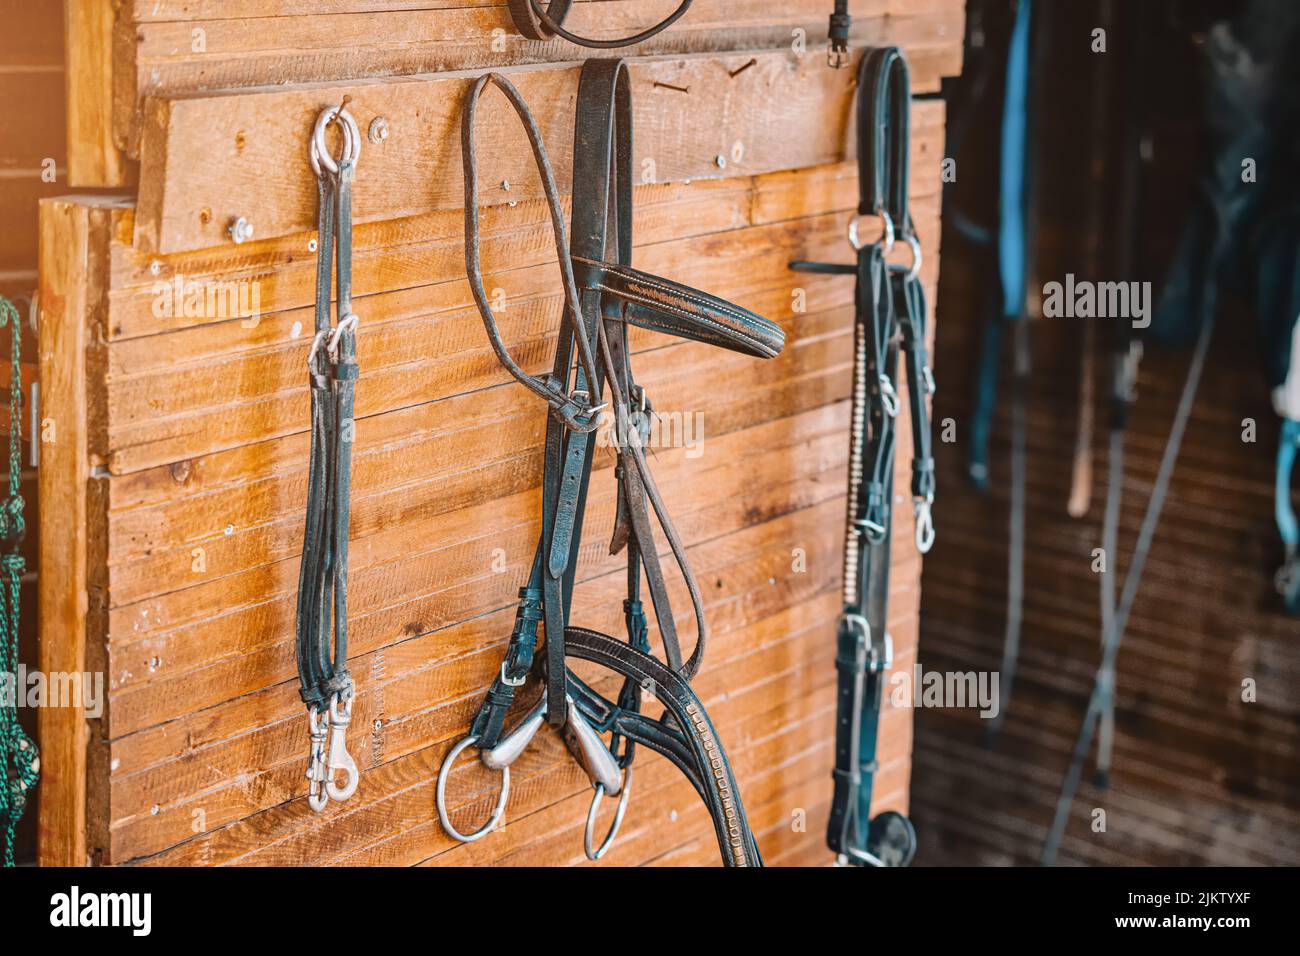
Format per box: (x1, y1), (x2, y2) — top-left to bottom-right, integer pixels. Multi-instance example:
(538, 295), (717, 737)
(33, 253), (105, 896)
(790, 46), (929, 867)
(296, 106), (363, 811)
(507, 0), (694, 49)
(455, 59), (783, 865)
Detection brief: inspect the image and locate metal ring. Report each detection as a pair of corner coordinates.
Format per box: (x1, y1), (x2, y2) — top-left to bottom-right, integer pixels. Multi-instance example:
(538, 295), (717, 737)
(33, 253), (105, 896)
(327, 313), (359, 362)
(436, 735), (509, 843)
(307, 328), (331, 369)
(892, 232), (923, 282)
(310, 106), (362, 178)
(584, 766), (632, 861)
(847, 210), (895, 254)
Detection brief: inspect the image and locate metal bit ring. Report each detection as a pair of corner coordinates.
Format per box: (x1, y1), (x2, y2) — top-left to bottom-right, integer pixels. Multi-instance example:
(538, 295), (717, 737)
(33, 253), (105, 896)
(436, 735), (509, 843)
(584, 766), (633, 861)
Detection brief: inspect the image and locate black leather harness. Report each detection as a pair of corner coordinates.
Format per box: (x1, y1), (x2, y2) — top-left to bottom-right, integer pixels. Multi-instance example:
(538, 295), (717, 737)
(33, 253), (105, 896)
(506, 0), (694, 48)
(790, 46), (934, 867)
(438, 59), (783, 866)
(296, 105), (362, 812)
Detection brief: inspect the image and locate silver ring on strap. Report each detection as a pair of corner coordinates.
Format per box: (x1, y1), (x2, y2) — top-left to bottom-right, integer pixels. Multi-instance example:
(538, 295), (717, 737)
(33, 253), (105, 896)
(436, 735), (509, 843)
(584, 766), (633, 861)
(310, 106), (362, 178)
(848, 209), (895, 254)
(897, 232), (923, 282)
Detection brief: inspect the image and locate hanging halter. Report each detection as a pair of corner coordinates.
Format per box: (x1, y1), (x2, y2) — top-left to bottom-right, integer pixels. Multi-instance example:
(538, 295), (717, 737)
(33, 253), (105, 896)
(790, 46), (934, 867)
(439, 60), (782, 865)
(296, 104), (363, 812)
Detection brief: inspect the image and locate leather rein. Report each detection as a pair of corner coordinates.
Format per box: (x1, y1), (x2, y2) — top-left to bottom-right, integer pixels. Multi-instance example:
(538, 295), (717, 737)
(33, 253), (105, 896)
(437, 58), (783, 866)
(296, 105), (363, 812)
(790, 46), (935, 867)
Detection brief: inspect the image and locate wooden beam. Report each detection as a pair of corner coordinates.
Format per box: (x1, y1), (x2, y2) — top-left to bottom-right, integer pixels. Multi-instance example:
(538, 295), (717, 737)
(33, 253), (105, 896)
(134, 48), (875, 255)
(111, 0), (960, 152)
(36, 195), (123, 866)
(65, 0), (131, 187)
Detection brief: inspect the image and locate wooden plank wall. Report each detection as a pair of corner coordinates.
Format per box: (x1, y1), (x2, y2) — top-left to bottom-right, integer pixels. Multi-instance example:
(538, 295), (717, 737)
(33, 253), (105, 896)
(37, 0), (964, 866)
(0, 0), (66, 866)
(910, 2), (1300, 867)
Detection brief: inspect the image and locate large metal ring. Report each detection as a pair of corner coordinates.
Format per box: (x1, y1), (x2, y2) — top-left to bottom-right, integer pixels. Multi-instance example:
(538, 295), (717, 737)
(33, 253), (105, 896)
(436, 735), (509, 843)
(848, 210), (895, 254)
(584, 766), (633, 861)
(310, 106), (362, 178)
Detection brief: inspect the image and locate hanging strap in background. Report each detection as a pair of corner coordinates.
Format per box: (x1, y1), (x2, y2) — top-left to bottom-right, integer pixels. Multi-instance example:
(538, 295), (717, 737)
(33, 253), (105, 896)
(0, 295), (35, 868)
(967, 0), (1041, 736)
(1275, 418), (1300, 612)
(1041, 191), (1227, 865)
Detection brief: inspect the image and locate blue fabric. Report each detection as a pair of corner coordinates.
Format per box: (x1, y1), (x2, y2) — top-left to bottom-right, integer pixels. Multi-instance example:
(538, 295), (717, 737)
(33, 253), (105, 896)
(998, 0), (1032, 319)
(1277, 418), (1300, 552)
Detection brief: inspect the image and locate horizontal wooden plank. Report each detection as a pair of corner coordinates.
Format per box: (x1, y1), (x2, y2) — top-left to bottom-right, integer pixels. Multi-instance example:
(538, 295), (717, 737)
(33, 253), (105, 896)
(114, 0), (961, 152)
(134, 48), (947, 253)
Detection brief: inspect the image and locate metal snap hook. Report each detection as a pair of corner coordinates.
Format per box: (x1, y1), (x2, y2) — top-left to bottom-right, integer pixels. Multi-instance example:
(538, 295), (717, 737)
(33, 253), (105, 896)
(310, 105), (363, 179)
(436, 735), (510, 843)
(914, 498), (935, 554)
(305, 708), (330, 813)
(324, 693), (359, 802)
(584, 765), (633, 861)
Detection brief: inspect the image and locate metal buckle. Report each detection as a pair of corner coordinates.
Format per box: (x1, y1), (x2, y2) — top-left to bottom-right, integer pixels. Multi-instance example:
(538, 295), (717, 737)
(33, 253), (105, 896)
(500, 660), (527, 688)
(840, 612), (892, 672)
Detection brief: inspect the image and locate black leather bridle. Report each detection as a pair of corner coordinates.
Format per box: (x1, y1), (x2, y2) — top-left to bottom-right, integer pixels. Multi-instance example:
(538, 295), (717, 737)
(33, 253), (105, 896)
(790, 46), (934, 867)
(506, 0), (694, 48)
(296, 104), (363, 812)
(438, 59), (783, 866)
